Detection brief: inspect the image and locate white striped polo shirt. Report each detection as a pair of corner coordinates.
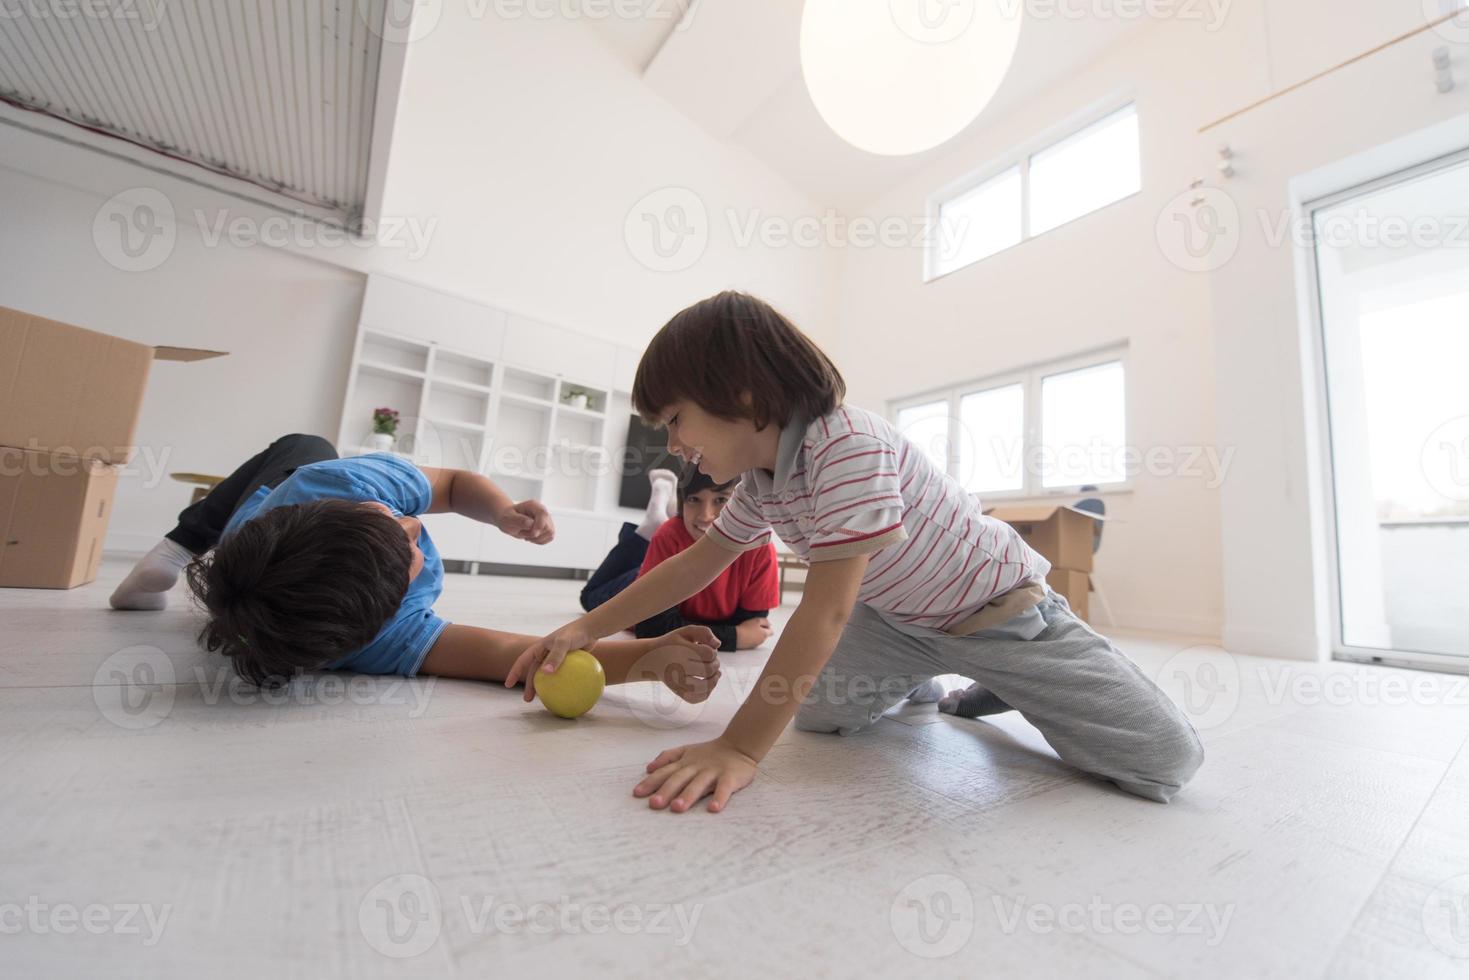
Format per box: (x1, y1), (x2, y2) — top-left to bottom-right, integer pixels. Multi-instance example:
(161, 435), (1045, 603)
(708, 404), (1051, 632)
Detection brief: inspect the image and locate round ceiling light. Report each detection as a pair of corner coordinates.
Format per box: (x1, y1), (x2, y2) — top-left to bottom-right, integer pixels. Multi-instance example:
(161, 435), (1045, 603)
(800, 0), (1023, 157)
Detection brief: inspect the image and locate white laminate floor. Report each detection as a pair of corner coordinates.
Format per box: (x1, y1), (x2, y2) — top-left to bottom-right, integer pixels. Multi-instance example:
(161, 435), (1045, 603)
(3, 558), (1468, 979)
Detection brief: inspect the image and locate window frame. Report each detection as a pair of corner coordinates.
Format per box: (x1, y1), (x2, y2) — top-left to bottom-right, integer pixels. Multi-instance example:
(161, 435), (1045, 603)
(924, 93), (1141, 282)
(889, 344), (1132, 502)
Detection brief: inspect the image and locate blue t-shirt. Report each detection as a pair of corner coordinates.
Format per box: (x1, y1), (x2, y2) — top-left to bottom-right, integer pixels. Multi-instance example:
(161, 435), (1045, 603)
(222, 454), (448, 676)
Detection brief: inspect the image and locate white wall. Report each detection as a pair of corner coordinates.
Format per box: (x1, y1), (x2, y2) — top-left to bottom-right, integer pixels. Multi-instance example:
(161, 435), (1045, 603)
(1208, 1), (1469, 660)
(373, 4), (839, 350)
(832, 0), (1469, 651)
(0, 12), (836, 553)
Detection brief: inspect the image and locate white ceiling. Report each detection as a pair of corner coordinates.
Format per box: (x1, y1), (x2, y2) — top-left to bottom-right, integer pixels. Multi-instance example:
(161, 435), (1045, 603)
(584, 0), (1149, 212)
(0, 0), (391, 225)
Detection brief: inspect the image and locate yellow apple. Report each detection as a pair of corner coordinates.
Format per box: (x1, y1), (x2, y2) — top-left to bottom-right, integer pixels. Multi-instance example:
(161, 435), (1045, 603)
(536, 649), (606, 719)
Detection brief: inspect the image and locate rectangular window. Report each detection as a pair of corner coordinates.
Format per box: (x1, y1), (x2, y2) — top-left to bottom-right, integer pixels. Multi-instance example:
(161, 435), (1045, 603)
(1039, 360), (1127, 488)
(1028, 104), (1141, 236)
(927, 101), (1140, 279)
(958, 383), (1025, 494)
(896, 399), (952, 472)
(892, 348), (1127, 499)
(933, 167), (1023, 278)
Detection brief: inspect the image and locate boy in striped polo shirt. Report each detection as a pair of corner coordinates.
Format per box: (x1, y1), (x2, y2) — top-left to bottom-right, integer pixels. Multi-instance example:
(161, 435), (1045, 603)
(511, 292), (1203, 812)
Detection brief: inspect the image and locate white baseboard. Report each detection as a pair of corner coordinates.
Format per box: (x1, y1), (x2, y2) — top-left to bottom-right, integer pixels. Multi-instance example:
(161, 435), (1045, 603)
(1221, 625), (1329, 662)
(1108, 608), (1222, 642)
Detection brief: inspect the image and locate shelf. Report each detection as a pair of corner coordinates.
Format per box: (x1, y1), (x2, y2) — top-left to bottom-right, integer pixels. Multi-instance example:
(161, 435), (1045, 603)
(430, 375), (493, 396)
(555, 402), (607, 421)
(360, 360), (426, 380)
(501, 392), (556, 411)
(425, 416), (487, 433)
(361, 331), (431, 374)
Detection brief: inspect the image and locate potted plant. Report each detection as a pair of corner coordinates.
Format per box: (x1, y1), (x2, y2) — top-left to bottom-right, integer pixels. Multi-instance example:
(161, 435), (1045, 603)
(563, 387), (590, 411)
(369, 407), (400, 453)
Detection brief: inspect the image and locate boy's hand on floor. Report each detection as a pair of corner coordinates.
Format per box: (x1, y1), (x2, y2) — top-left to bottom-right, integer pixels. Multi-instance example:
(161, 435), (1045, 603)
(641, 626), (721, 704)
(496, 500), (555, 545)
(506, 621), (596, 700)
(633, 738), (757, 814)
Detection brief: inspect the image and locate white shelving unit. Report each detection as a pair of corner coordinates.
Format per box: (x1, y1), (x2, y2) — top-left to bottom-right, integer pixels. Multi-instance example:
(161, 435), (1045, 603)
(336, 275), (646, 572)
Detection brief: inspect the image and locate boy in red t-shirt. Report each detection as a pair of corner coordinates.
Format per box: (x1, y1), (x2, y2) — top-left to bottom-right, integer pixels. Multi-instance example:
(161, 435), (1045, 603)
(580, 466), (778, 651)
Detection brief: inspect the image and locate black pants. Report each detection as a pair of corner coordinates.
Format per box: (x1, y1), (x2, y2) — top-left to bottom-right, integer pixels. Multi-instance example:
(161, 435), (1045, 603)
(579, 522), (650, 611)
(166, 434), (337, 554)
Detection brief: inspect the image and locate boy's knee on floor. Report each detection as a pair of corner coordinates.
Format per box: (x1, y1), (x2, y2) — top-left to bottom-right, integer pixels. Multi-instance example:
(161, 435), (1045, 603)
(1125, 729), (1205, 803)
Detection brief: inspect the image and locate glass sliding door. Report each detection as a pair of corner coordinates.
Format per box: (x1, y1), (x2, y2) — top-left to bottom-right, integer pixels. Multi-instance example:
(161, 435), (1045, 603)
(1312, 149), (1469, 669)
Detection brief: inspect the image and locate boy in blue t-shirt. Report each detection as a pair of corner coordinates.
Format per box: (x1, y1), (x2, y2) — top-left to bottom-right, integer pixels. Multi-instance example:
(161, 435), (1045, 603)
(110, 434), (720, 701)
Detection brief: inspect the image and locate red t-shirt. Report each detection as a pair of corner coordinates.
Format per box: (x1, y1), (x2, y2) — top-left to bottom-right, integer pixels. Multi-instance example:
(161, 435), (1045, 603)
(637, 517), (779, 623)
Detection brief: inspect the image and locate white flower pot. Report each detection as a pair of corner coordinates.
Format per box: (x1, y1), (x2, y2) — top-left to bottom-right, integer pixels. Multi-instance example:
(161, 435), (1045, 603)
(567, 394), (589, 411)
(367, 432), (395, 453)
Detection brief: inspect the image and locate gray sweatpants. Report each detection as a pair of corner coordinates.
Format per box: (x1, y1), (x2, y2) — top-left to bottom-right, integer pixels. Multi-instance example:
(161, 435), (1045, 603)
(794, 592), (1205, 803)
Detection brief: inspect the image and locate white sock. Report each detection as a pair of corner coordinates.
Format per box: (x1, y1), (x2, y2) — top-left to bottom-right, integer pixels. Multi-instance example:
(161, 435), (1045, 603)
(109, 538), (195, 611)
(638, 470), (678, 540)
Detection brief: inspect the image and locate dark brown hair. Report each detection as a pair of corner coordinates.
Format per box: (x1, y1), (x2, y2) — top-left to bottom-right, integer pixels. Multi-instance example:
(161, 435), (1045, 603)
(676, 460), (738, 510)
(185, 499), (414, 687)
(632, 291), (845, 431)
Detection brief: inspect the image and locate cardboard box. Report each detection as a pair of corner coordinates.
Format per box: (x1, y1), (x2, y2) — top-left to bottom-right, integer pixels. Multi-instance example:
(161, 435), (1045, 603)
(986, 504), (1103, 622)
(0, 305), (224, 588)
(984, 503), (1102, 573)
(0, 305), (224, 465)
(1046, 567), (1090, 623)
(0, 448), (118, 589)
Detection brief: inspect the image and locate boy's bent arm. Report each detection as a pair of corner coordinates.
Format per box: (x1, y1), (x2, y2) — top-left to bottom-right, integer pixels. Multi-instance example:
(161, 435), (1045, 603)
(419, 466), (553, 544)
(634, 553), (868, 813)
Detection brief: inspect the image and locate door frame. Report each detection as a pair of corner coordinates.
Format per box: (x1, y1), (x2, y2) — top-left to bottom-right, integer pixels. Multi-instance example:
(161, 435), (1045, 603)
(1303, 144), (1469, 675)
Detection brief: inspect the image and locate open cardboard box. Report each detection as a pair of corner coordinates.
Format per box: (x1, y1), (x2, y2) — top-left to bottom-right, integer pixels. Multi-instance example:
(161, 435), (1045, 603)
(985, 503), (1103, 621)
(0, 305), (225, 588)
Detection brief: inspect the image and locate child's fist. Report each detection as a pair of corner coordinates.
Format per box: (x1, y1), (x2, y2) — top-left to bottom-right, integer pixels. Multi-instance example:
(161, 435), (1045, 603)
(497, 500), (555, 544)
(640, 626), (721, 704)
